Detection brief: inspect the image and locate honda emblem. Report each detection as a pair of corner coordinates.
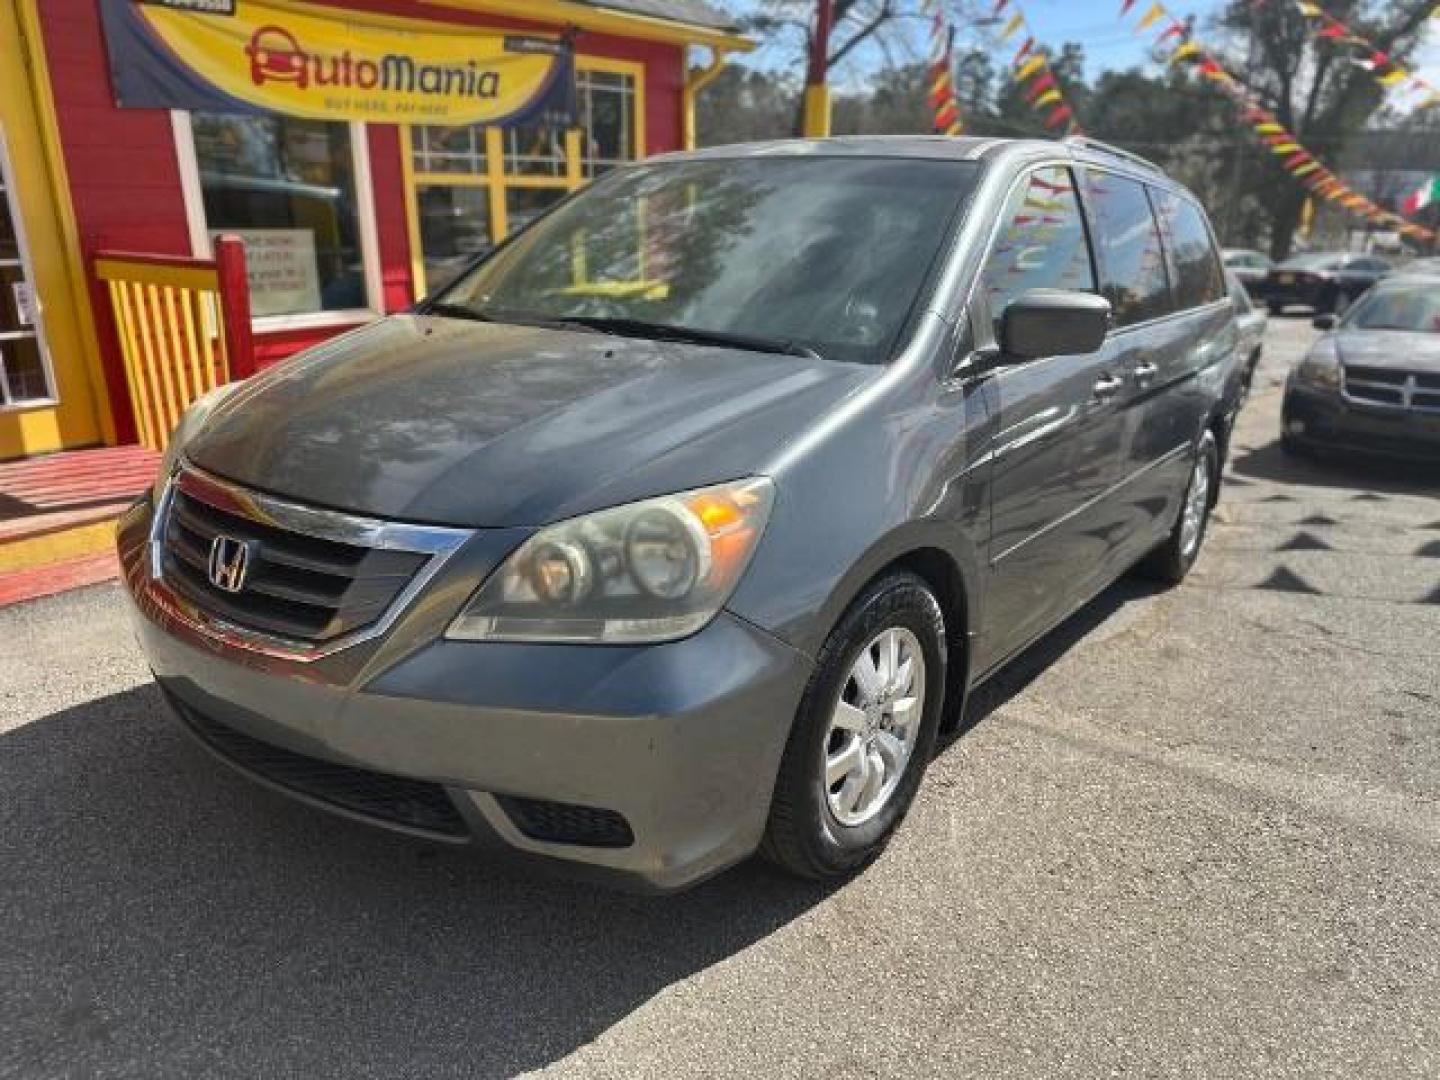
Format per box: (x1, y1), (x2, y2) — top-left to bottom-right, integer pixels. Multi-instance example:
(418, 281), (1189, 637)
(207, 535), (253, 594)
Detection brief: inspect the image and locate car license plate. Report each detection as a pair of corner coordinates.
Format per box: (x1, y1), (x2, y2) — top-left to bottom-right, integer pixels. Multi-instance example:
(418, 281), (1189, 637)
(1277, 273), (1294, 284)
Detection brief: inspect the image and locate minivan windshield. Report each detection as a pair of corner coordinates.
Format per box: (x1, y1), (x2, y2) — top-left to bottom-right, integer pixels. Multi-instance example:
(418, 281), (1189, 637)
(430, 157), (979, 365)
(1342, 284), (1440, 333)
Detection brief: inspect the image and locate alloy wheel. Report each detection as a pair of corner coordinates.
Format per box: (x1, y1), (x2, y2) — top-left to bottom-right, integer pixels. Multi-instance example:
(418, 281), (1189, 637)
(822, 627), (927, 827)
(1179, 452), (1212, 558)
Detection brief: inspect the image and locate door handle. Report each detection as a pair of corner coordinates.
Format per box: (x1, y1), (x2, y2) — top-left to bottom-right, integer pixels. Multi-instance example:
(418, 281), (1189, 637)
(1133, 361), (1159, 386)
(1092, 374), (1124, 402)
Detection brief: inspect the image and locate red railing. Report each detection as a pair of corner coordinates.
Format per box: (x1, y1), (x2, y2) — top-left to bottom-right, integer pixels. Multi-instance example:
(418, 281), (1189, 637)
(94, 236), (253, 451)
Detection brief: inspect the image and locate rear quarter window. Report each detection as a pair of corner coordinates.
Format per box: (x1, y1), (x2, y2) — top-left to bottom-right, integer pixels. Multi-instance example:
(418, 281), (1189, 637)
(1151, 188), (1225, 310)
(1079, 169), (1171, 327)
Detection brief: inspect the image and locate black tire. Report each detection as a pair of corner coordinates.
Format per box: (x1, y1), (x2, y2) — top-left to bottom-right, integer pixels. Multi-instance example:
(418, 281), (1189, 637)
(1136, 429), (1218, 586)
(1267, 301), (1284, 316)
(1240, 350), (1260, 405)
(760, 571), (947, 880)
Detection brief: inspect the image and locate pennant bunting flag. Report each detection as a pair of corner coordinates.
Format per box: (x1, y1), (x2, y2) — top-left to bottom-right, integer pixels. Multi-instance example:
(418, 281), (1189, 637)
(1291, 1), (1440, 110)
(1115, 2), (1435, 243)
(1015, 54), (1046, 81)
(993, 0), (1084, 136)
(1136, 2), (1167, 33)
(922, 0), (965, 136)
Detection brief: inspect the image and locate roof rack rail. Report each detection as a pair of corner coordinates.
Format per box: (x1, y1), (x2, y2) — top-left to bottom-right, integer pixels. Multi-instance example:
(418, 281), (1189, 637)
(1063, 136), (1163, 174)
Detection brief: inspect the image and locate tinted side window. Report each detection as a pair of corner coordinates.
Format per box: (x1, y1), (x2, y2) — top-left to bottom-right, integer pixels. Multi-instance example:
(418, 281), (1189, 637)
(1080, 169), (1170, 327)
(980, 165), (1095, 329)
(1152, 188), (1225, 309)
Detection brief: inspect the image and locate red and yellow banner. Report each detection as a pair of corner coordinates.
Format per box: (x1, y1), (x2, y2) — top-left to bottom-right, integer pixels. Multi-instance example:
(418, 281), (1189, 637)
(100, 0), (576, 127)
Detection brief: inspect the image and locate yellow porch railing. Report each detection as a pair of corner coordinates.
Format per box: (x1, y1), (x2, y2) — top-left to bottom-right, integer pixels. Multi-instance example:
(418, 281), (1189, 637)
(94, 236), (253, 451)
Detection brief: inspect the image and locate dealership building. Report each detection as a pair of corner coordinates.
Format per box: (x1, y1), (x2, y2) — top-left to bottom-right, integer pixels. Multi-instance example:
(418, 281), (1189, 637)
(0, 0), (748, 461)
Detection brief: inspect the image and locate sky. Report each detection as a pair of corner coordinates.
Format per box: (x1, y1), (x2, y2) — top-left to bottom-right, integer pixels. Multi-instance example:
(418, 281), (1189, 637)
(725, 0), (1440, 99)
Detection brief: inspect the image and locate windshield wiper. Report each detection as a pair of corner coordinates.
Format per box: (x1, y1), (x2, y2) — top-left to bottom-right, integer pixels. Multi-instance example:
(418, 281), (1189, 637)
(422, 301), (493, 322)
(423, 303), (588, 333)
(553, 316), (823, 360)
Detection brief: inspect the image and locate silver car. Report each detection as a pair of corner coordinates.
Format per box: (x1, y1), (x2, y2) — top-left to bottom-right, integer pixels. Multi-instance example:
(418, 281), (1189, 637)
(119, 137), (1241, 890)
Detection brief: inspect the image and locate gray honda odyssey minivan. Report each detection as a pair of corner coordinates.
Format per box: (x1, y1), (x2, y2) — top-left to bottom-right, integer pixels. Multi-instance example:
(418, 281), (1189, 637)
(119, 136), (1240, 890)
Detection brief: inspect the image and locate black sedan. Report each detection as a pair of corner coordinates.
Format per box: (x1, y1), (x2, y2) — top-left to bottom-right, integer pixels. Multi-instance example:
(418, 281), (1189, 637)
(1263, 252), (1391, 316)
(1283, 275), (1440, 462)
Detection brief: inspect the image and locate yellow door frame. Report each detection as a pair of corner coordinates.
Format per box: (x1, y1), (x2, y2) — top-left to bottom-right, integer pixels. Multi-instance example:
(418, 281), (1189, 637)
(0, 0), (115, 458)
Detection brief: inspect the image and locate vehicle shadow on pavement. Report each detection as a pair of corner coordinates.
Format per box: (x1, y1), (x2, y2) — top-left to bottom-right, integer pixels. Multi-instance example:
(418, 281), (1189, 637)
(946, 575), (1168, 745)
(1228, 439), (1439, 497)
(0, 685), (832, 1079)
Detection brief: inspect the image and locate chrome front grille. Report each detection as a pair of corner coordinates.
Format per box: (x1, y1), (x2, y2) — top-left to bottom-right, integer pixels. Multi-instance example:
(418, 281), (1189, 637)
(1343, 366), (1440, 414)
(152, 467), (471, 658)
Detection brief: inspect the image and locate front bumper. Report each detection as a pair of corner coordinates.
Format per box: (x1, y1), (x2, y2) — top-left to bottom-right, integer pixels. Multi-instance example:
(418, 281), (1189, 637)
(1282, 382), (1440, 462)
(118, 497), (813, 892)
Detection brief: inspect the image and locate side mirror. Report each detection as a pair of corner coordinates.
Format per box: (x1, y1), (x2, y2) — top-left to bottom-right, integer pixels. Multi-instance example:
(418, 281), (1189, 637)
(1312, 313), (1336, 330)
(999, 289), (1112, 362)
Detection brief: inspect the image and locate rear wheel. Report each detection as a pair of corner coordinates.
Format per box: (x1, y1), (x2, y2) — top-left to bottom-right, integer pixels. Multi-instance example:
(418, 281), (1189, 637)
(761, 571), (946, 880)
(1137, 430), (1218, 585)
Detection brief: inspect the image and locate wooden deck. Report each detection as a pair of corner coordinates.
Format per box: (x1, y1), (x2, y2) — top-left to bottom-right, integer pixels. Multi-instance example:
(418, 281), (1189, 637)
(0, 445), (159, 605)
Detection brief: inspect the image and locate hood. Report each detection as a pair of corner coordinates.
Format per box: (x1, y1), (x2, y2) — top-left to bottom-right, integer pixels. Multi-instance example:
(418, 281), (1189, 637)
(186, 315), (873, 527)
(1334, 329), (1440, 373)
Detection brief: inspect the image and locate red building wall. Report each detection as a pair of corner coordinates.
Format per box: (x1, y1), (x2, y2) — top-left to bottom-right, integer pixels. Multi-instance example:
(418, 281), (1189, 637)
(38, 0), (686, 441)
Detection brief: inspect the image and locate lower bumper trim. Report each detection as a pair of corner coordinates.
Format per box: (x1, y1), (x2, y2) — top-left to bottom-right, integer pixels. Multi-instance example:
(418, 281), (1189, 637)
(170, 691), (472, 842)
(494, 794), (635, 849)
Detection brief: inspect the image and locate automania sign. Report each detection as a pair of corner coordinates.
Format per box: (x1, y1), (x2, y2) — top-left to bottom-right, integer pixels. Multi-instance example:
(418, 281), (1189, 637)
(101, 0), (576, 127)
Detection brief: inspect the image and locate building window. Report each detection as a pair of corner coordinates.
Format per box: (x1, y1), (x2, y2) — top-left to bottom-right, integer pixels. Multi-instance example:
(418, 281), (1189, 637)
(0, 130), (55, 406)
(578, 68), (637, 178)
(189, 113), (374, 320)
(409, 58), (645, 295)
(417, 185), (492, 294)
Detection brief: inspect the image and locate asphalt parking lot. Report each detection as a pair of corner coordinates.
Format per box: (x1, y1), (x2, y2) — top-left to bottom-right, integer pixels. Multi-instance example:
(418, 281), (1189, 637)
(2, 315), (1437, 1079)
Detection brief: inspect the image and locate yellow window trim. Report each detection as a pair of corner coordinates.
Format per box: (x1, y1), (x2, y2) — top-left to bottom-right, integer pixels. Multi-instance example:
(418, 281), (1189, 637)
(402, 53), (647, 299)
(413, 173), (573, 190)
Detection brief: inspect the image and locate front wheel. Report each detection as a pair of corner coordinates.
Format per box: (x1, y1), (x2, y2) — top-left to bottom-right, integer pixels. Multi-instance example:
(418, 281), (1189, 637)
(1136, 429), (1218, 585)
(761, 571), (947, 880)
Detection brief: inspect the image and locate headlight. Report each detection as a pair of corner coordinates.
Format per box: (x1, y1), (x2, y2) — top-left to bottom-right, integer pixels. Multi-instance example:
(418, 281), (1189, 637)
(447, 477), (775, 644)
(1294, 340), (1341, 391)
(150, 384), (242, 502)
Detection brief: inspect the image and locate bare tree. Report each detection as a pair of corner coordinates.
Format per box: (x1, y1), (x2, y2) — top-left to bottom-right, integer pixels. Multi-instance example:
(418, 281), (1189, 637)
(746, 1), (929, 132)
